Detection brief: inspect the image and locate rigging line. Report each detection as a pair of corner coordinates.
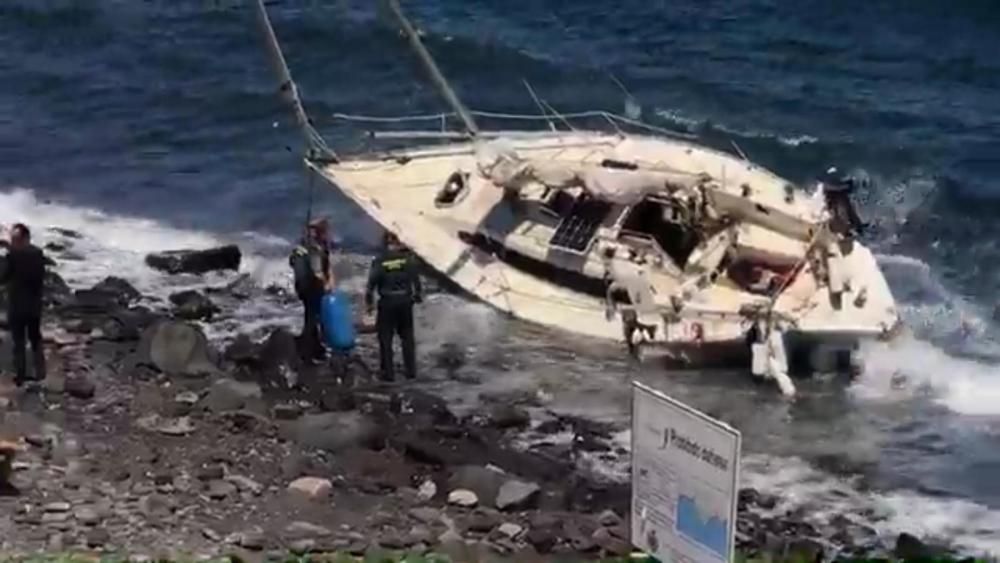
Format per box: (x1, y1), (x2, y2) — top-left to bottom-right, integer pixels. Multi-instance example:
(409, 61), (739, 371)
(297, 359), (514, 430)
(730, 139), (750, 162)
(522, 79), (557, 132)
(540, 99), (577, 132)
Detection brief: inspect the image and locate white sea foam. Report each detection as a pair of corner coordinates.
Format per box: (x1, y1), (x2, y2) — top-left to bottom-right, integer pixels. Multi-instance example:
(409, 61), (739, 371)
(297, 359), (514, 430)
(653, 107), (819, 147)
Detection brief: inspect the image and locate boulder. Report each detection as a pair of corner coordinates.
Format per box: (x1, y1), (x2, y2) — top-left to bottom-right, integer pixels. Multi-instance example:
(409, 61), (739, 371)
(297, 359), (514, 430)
(285, 412), (382, 453)
(64, 375), (96, 400)
(145, 245), (242, 275)
(787, 537), (825, 563)
(224, 334), (258, 365)
(203, 378), (263, 413)
(448, 465), (507, 507)
(495, 479), (540, 511)
(138, 320), (219, 378)
(92, 276), (142, 305)
(894, 532), (941, 560)
(288, 477), (332, 500)
(488, 403), (530, 429)
(169, 290), (220, 321)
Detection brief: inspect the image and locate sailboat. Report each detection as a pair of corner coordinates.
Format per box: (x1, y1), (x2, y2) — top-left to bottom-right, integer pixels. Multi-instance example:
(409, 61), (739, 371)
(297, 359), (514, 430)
(254, 0), (901, 396)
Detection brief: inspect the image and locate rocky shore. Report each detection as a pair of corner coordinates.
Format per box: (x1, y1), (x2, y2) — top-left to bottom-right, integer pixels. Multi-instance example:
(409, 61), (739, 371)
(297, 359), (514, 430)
(0, 232), (972, 561)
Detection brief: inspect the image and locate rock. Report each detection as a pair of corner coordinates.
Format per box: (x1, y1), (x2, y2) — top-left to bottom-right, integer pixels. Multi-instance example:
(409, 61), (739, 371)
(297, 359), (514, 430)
(145, 245), (242, 275)
(284, 521), (332, 540)
(497, 522), (523, 540)
(75, 276), (141, 308)
(379, 532), (410, 549)
(236, 526), (267, 550)
(74, 505), (101, 526)
(169, 290), (220, 321)
(224, 334), (258, 365)
(466, 508), (501, 533)
(196, 464), (225, 481)
(417, 479), (437, 502)
(174, 391), (200, 406)
(207, 479), (237, 500)
(287, 412), (381, 453)
(288, 477), (332, 500)
(409, 507), (443, 526)
(495, 479), (540, 511)
(788, 537), (825, 562)
(64, 375), (96, 400)
(448, 465), (506, 506)
(86, 528), (110, 548)
(488, 403), (530, 429)
(203, 378), (263, 413)
(757, 492), (778, 510)
(139, 320), (219, 378)
(137, 414), (195, 436)
(526, 527), (558, 554)
(597, 509), (623, 528)
(448, 489), (478, 508)
(227, 474), (264, 495)
(44, 501), (71, 513)
(593, 526), (630, 556)
(895, 532), (938, 560)
(272, 403), (302, 420)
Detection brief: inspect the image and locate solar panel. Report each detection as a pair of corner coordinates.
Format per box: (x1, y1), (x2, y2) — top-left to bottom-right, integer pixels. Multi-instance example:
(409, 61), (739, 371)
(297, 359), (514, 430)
(549, 198), (612, 253)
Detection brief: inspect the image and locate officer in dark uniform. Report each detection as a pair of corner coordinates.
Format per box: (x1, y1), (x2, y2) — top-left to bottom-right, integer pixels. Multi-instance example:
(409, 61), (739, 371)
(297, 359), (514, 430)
(821, 166), (865, 237)
(290, 217), (336, 364)
(1, 223), (47, 386)
(365, 231), (422, 381)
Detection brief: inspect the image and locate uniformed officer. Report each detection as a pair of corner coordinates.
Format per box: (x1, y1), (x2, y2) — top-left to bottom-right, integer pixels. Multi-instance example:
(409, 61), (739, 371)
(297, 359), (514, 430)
(290, 217), (336, 364)
(365, 231), (423, 381)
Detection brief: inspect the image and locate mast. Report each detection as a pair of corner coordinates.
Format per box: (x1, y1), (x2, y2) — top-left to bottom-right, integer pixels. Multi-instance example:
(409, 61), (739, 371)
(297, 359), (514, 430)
(383, 0), (480, 137)
(253, 0), (336, 161)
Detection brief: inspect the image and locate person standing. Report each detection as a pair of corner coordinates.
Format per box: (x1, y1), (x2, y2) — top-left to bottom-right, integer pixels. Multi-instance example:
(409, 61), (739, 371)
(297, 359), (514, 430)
(290, 217), (336, 364)
(1, 224), (47, 386)
(365, 231), (422, 382)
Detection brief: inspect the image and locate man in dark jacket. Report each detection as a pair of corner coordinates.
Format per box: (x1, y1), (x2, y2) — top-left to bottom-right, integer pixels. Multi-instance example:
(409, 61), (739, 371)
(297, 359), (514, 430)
(365, 231), (422, 381)
(290, 217), (336, 364)
(1, 224), (47, 386)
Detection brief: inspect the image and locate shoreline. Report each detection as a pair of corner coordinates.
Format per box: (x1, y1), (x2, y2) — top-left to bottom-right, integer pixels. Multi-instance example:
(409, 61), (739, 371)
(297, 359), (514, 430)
(0, 238), (981, 562)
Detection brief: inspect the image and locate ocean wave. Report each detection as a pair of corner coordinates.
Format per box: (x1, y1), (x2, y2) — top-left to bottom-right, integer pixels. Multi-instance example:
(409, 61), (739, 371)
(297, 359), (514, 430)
(653, 107), (819, 147)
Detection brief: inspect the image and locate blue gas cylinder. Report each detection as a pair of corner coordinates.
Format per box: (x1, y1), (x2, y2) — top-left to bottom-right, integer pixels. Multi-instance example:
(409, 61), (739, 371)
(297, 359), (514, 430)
(321, 289), (356, 351)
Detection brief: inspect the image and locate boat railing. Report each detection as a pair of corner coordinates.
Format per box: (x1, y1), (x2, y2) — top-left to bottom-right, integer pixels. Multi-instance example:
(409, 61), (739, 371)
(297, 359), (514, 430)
(327, 109), (699, 145)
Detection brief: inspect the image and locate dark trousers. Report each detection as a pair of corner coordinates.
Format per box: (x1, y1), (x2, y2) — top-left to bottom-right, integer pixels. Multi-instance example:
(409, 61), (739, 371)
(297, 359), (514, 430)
(300, 292), (325, 361)
(376, 302), (415, 381)
(9, 311), (45, 385)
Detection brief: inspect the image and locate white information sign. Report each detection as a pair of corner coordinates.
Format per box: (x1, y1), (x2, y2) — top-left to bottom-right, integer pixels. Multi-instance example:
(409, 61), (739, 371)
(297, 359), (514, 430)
(630, 381), (742, 563)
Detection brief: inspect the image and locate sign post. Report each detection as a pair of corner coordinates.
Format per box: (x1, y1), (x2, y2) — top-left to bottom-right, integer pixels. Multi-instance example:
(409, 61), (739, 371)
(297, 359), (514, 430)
(630, 381), (742, 563)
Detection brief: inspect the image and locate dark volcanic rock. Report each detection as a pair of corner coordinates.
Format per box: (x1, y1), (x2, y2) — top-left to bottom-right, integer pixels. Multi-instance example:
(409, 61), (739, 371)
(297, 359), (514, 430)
(169, 290), (220, 321)
(285, 412), (382, 453)
(488, 403), (530, 430)
(224, 334), (258, 365)
(203, 378), (263, 413)
(64, 375), (96, 400)
(448, 466), (507, 507)
(894, 532), (942, 560)
(138, 320), (219, 378)
(145, 245), (241, 275)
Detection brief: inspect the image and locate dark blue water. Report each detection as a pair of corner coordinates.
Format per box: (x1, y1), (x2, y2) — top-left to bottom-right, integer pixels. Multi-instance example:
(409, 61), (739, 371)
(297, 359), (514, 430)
(2, 0), (1000, 553)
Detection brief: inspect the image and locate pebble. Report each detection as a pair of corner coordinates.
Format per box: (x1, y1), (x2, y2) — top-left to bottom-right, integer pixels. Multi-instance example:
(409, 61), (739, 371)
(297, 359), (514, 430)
(207, 479), (237, 500)
(497, 522), (524, 539)
(417, 479), (437, 502)
(44, 502), (71, 513)
(74, 505), (101, 526)
(174, 391), (200, 406)
(227, 474), (264, 495)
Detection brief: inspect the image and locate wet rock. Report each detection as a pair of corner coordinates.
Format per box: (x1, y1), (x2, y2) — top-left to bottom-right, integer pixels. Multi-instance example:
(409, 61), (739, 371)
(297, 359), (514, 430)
(145, 245), (242, 275)
(286, 412), (381, 453)
(174, 391), (200, 407)
(74, 276), (141, 309)
(169, 290), (220, 321)
(236, 526), (267, 550)
(757, 492), (778, 510)
(203, 378), (263, 413)
(196, 464), (225, 482)
(788, 537), (825, 562)
(496, 479), (540, 511)
(448, 489), (478, 508)
(224, 334), (258, 365)
(895, 532), (939, 560)
(448, 465), (506, 506)
(488, 403), (530, 429)
(496, 522), (523, 540)
(138, 320), (218, 378)
(64, 375), (96, 400)
(288, 477), (332, 500)
(526, 526), (558, 554)
(379, 532), (410, 549)
(207, 479), (237, 500)
(137, 414), (195, 436)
